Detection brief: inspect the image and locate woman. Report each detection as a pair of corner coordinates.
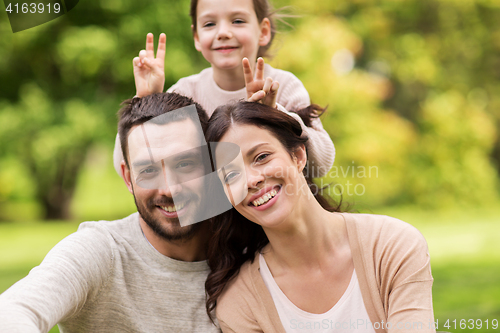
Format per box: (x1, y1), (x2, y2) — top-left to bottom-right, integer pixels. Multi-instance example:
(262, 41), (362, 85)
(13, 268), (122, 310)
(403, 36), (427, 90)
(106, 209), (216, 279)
(204, 101), (435, 333)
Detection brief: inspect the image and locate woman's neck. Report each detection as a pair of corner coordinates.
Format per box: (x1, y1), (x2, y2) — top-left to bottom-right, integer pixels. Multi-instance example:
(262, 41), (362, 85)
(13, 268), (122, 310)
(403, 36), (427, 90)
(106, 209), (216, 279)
(212, 65), (248, 91)
(261, 190), (347, 273)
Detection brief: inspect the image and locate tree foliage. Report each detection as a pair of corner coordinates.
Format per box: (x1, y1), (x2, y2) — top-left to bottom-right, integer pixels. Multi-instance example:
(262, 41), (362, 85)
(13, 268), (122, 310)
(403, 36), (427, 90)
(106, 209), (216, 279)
(0, 0), (499, 219)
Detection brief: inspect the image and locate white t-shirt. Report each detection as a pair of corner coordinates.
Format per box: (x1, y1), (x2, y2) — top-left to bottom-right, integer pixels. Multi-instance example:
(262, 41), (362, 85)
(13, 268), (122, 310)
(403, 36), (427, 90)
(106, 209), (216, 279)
(259, 253), (376, 333)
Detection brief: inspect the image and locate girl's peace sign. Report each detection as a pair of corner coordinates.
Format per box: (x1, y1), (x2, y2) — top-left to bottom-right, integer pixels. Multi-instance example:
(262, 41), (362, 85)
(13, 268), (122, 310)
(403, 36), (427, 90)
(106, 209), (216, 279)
(243, 57), (279, 108)
(133, 33), (166, 97)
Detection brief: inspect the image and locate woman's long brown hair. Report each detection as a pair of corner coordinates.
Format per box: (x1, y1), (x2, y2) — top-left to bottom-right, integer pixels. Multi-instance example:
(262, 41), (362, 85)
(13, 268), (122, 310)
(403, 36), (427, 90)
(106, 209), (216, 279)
(204, 101), (342, 323)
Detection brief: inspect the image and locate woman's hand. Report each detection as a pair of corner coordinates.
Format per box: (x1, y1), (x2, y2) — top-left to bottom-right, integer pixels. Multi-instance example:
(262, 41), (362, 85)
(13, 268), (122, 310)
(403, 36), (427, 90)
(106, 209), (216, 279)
(133, 33), (166, 97)
(243, 57), (279, 108)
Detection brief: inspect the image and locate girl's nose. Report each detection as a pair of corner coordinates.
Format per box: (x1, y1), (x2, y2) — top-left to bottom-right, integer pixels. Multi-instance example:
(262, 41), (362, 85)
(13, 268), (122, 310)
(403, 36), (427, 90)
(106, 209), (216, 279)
(216, 21), (233, 40)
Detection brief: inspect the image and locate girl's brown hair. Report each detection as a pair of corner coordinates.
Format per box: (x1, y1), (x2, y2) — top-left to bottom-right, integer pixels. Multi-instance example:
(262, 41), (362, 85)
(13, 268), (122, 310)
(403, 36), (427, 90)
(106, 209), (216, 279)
(190, 0), (277, 58)
(204, 101), (342, 322)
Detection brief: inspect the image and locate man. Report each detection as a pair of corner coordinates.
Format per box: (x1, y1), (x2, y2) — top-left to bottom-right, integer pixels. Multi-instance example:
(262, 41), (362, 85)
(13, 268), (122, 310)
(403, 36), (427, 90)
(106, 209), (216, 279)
(0, 93), (221, 332)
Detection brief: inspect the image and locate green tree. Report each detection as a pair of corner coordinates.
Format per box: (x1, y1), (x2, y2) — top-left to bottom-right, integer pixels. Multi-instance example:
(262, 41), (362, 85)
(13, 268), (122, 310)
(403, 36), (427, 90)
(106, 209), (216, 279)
(0, 0), (204, 219)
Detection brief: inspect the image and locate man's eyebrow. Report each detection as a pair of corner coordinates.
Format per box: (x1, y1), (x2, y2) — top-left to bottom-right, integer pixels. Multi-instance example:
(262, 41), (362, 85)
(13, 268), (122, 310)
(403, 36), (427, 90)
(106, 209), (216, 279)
(132, 159), (155, 168)
(171, 149), (202, 162)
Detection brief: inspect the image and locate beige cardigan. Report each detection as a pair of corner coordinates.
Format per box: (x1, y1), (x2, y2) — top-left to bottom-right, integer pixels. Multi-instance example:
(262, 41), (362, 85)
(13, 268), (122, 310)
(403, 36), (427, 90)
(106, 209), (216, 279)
(216, 213), (435, 333)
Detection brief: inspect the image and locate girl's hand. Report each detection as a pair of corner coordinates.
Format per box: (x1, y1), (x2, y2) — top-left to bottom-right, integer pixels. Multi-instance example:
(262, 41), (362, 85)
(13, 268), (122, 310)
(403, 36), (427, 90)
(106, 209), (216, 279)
(133, 33), (166, 97)
(243, 57), (279, 108)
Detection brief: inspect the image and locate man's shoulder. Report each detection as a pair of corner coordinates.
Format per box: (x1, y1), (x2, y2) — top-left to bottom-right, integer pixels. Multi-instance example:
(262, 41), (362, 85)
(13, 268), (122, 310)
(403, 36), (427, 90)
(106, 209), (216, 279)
(67, 213), (140, 251)
(77, 213), (139, 234)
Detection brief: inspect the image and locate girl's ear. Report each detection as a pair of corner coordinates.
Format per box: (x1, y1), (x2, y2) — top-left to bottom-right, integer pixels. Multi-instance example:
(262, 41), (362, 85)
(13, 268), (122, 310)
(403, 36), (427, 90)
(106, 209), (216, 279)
(192, 25), (202, 52)
(293, 144), (307, 173)
(259, 18), (271, 47)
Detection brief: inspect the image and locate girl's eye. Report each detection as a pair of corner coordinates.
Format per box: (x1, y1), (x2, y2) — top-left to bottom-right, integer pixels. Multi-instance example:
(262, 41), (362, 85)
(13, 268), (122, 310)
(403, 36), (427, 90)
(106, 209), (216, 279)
(224, 171), (241, 184)
(233, 19), (245, 24)
(255, 153), (269, 162)
(203, 22), (215, 28)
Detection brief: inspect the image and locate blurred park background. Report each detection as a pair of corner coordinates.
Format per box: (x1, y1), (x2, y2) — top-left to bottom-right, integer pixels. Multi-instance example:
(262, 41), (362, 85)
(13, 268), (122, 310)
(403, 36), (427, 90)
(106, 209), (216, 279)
(0, 0), (499, 331)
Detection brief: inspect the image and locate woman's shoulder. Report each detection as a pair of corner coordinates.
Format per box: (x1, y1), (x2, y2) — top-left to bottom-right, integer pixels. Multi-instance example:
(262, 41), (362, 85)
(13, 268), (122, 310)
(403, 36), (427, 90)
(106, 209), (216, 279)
(217, 259), (260, 310)
(340, 212), (427, 246)
(340, 212), (432, 287)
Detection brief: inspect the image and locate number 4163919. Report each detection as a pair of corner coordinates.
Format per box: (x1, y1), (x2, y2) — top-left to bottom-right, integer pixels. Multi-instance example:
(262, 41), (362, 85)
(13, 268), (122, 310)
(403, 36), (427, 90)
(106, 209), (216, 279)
(5, 3), (61, 14)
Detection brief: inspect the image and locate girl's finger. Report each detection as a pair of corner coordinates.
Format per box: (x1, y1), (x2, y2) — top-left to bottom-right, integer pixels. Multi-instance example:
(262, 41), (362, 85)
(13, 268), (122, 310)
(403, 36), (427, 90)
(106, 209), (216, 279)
(248, 90), (266, 102)
(242, 58), (254, 86)
(156, 33), (167, 63)
(146, 33), (155, 58)
(255, 58), (265, 81)
(139, 50), (147, 63)
(263, 77), (273, 93)
(270, 81), (279, 93)
(133, 57), (142, 68)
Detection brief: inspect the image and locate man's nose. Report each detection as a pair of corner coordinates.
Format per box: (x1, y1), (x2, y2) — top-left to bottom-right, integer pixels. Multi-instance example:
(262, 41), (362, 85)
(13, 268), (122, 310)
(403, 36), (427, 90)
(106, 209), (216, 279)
(158, 164), (183, 197)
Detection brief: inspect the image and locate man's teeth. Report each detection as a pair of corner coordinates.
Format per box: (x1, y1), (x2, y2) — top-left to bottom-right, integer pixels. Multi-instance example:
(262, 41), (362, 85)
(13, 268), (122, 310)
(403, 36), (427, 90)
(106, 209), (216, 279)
(252, 189), (278, 207)
(161, 202), (186, 213)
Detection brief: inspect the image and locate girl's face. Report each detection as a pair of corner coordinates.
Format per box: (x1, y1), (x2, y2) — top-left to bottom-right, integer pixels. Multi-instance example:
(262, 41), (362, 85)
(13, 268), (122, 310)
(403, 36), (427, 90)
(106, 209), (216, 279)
(216, 124), (307, 229)
(194, 0), (271, 73)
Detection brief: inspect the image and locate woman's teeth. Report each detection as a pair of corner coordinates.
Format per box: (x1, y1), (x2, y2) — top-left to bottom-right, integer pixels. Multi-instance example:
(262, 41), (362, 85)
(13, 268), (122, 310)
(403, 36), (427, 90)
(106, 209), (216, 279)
(252, 189), (278, 207)
(161, 202), (186, 212)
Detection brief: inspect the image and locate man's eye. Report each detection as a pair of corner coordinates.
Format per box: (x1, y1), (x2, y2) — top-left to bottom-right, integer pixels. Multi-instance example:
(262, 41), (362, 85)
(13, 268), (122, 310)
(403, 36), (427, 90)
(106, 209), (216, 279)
(224, 171), (241, 184)
(176, 161), (194, 169)
(140, 167), (159, 177)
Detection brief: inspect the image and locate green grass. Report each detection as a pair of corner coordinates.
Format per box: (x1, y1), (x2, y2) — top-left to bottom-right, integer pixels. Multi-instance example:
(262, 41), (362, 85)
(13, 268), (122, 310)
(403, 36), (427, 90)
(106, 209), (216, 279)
(1, 209), (499, 332)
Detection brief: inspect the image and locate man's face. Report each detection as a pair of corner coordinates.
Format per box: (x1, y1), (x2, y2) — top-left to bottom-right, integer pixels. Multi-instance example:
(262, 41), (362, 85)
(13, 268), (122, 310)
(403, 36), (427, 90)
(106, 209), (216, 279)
(125, 118), (207, 241)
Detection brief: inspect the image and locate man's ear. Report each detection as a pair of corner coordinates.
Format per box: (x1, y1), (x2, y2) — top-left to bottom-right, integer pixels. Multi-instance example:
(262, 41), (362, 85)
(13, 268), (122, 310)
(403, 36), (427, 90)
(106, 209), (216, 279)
(121, 161), (134, 194)
(192, 25), (202, 52)
(259, 18), (271, 47)
(293, 144), (307, 173)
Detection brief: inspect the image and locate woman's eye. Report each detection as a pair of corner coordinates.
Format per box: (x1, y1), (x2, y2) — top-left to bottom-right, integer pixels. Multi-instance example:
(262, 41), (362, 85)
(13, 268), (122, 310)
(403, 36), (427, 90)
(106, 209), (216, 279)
(255, 153), (269, 162)
(224, 171), (241, 184)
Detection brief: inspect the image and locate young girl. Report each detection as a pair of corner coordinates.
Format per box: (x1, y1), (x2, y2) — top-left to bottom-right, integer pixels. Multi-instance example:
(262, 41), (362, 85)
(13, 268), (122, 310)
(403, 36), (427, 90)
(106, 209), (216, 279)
(113, 0), (335, 179)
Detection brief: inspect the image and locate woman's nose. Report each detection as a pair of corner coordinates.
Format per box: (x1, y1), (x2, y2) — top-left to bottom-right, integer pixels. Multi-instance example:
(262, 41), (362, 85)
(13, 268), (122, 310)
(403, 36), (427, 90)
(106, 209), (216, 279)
(246, 166), (265, 189)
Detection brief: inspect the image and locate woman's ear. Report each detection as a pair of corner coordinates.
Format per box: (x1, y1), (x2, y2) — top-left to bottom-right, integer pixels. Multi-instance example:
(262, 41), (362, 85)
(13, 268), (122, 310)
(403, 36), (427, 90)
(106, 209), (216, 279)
(293, 144), (307, 173)
(259, 18), (271, 47)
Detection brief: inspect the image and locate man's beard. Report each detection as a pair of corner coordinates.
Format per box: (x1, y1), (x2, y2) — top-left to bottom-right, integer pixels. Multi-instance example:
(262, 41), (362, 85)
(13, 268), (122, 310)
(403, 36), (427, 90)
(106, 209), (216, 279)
(133, 194), (201, 242)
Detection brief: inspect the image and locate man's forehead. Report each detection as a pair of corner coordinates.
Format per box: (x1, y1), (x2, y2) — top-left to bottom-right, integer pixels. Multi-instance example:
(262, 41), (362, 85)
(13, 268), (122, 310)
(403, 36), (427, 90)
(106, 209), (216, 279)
(128, 116), (205, 164)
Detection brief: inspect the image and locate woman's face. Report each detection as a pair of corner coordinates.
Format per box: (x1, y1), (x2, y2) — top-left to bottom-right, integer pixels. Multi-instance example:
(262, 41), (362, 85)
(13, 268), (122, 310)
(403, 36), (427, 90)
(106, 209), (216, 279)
(216, 123), (306, 228)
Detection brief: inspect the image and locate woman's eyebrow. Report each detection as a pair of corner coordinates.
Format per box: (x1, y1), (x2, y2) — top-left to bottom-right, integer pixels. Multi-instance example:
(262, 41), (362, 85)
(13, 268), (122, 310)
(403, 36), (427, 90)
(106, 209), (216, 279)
(246, 143), (270, 158)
